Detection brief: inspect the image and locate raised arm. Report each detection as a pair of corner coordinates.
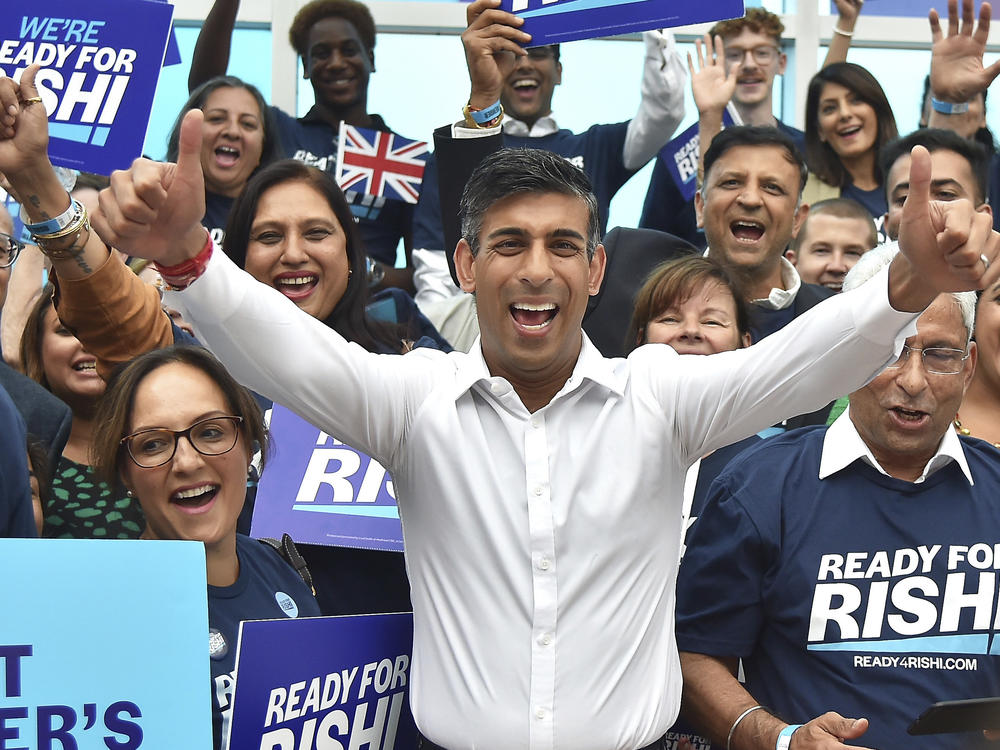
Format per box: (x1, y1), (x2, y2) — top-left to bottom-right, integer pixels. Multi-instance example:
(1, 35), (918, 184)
(621, 30), (686, 171)
(822, 0), (863, 68)
(927, 0), (1000, 130)
(688, 33), (737, 184)
(0, 67), (178, 378)
(188, 0), (240, 94)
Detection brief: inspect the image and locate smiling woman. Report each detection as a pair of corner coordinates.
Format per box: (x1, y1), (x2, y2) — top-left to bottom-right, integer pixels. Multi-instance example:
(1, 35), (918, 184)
(19, 291), (144, 538)
(166, 76), (280, 244)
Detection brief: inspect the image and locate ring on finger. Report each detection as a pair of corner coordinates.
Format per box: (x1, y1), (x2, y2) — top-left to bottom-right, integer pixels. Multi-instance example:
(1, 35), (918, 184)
(20, 97), (43, 106)
(982, 253), (991, 272)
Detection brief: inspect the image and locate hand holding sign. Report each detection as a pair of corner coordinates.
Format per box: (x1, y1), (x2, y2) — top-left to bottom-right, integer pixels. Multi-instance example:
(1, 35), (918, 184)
(462, 0), (531, 111)
(0, 66), (52, 177)
(92, 108), (207, 267)
(891, 145), (1000, 311)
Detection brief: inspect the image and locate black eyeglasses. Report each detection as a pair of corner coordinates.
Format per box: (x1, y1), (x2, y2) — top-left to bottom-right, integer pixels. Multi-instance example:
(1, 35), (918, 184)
(885, 344), (970, 375)
(121, 416), (243, 468)
(0, 232), (23, 269)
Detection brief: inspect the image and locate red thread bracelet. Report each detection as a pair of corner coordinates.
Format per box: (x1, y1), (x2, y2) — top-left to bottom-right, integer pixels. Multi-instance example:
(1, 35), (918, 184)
(153, 230), (213, 290)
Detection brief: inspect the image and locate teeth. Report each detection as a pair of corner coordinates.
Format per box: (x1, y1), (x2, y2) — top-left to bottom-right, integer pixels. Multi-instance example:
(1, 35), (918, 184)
(734, 221), (764, 229)
(73, 361), (96, 371)
(512, 302), (556, 311)
(276, 275), (316, 286)
(520, 318), (553, 330)
(173, 485), (216, 500)
(513, 80), (538, 89)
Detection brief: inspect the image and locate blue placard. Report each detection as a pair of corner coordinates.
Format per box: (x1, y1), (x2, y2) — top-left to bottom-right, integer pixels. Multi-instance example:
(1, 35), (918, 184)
(252, 404), (404, 553)
(659, 108), (735, 202)
(0, 538), (211, 749)
(1, 0), (175, 174)
(829, 0), (961, 17)
(500, 0), (745, 46)
(228, 613), (418, 750)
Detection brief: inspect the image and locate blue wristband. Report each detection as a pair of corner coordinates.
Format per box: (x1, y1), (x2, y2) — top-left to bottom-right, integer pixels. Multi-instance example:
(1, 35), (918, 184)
(23, 198), (80, 235)
(931, 97), (971, 115)
(776, 724), (801, 750)
(469, 99), (502, 125)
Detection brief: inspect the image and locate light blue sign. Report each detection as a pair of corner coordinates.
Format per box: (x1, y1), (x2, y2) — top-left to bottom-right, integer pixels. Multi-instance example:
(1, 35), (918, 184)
(829, 0), (962, 17)
(500, 0), (745, 46)
(228, 614), (418, 750)
(0, 538), (211, 749)
(1, 0), (175, 174)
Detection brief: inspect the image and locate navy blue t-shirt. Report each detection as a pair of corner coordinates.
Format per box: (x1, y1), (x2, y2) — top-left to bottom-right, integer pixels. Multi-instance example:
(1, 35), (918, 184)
(0, 383), (35, 538)
(676, 427), (1000, 750)
(413, 122), (633, 255)
(271, 107), (413, 266)
(209, 534), (321, 750)
(640, 121), (806, 248)
(203, 192), (234, 248)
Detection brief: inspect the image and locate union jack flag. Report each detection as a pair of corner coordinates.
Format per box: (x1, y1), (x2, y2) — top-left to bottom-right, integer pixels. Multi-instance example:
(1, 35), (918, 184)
(335, 124), (429, 204)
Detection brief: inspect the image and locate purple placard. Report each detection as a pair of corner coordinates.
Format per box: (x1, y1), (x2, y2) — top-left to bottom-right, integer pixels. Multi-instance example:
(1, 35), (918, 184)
(1, 0), (175, 174)
(227, 614), (418, 750)
(500, 0), (745, 47)
(252, 404), (404, 552)
(659, 108), (735, 202)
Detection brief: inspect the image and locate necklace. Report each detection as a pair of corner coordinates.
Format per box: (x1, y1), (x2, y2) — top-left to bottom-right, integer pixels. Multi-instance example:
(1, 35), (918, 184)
(954, 414), (1000, 449)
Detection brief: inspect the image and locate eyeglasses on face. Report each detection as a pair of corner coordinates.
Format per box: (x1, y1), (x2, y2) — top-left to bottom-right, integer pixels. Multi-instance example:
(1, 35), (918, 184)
(723, 45), (780, 65)
(885, 344), (970, 375)
(0, 232), (23, 269)
(121, 416), (244, 468)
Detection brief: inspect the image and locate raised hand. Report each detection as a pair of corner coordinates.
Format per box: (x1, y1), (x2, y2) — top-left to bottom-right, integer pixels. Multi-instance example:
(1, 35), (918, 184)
(833, 0), (864, 29)
(894, 145), (999, 309)
(929, 0), (1000, 102)
(92, 109), (207, 266)
(688, 33), (737, 117)
(461, 0), (531, 110)
(0, 65), (52, 178)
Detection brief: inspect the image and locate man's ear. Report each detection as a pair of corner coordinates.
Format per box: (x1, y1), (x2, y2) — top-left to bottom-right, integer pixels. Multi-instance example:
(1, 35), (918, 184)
(791, 202), (809, 239)
(588, 243), (607, 296)
(785, 248), (798, 266)
(694, 189), (705, 230)
(777, 52), (788, 76)
(555, 61), (563, 86)
(369, 48), (376, 72)
(455, 238), (477, 293)
(977, 202), (993, 221)
(302, 56), (310, 80)
(963, 340), (978, 394)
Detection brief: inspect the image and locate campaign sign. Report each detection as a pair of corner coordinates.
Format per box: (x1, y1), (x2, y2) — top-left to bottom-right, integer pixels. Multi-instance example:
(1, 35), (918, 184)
(500, 0), (745, 46)
(252, 404), (404, 552)
(228, 613), (418, 750)
(1, 0), (175, 174)
(0, 539), (211, 749)
(829, 0), (951, 17)
(659, 108), (735, 201)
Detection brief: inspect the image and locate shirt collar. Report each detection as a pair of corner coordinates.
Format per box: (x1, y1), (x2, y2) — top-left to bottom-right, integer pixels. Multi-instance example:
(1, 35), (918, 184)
(503, 112), (560, 138)
(451, 330), (625, 405)
(700, 252), (800, 310)
(820, 407), (974, 485)
(299, 107), (388, 131)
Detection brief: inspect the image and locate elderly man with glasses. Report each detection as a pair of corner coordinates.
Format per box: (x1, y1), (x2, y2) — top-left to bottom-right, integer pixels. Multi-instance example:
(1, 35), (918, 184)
(0, 203), (23, 313)
(674, 244), (1000, 750)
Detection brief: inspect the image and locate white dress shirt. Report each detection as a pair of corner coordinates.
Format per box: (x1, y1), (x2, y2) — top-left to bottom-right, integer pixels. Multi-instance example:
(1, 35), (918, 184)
(820, 408), (974, 485)
(168, 249), (917, 750)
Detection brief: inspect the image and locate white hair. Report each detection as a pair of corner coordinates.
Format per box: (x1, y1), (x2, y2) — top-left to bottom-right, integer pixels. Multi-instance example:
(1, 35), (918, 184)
(843, 241), (976, 344)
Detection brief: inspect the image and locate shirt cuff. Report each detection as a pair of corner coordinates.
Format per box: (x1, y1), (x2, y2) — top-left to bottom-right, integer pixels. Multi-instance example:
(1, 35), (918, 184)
(451, 121), (504, 139)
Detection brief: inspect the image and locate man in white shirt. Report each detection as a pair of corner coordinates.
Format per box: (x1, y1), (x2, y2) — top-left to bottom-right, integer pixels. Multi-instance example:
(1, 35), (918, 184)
(41, 60), (997, 747)
(675, 246), (1000, 750)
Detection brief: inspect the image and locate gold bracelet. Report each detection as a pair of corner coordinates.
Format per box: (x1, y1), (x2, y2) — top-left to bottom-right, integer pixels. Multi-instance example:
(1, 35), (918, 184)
(31, 201), (89, 242)
(462, 101), (505, 129)
(35, 222), (91, 261)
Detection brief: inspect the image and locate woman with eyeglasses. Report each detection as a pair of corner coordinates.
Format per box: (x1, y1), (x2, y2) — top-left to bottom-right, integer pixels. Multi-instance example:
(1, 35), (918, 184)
(19, 289), (144, 538)
(91, 345), (320, 750)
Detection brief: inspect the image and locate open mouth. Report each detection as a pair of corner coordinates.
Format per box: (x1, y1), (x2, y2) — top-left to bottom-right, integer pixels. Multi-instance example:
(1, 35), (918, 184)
(889, 406), (929, 427)
(171, 484), (219, 513)
(72, 360), (98, 373)
(510, 79), (540, 101)
(214, 145), (240, 168)
(730, 220), (765, 242)
(510, 302), (557, 331)
(274, 273), (318, 301)
(823, 281), (843, 292)
(837, 125), (863, 139)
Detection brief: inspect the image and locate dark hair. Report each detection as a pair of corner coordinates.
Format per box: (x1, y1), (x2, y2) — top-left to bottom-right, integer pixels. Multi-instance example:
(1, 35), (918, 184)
(91, 346), (268, 486)
(919, 74), (995, 154)
(289, 0), (376, 60)
(703, 125), (808, 194)
(223, 159), (403, 353)
(790, 197), (878, 252)
(710, 7), (784, 42)
(627, 256), (750, 352)
(804, 63), (898, 189)
(460, 148), (601, 259)
(72, 172), (110, 192)
(166, 75), (279, 172)
(25, 436), (51, 520)
(20, 288), (56, 390)
(879, 128), (990, 205)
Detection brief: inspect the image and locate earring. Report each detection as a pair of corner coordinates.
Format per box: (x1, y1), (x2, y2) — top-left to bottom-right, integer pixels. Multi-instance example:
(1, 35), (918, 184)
(125, 489), (134, 497)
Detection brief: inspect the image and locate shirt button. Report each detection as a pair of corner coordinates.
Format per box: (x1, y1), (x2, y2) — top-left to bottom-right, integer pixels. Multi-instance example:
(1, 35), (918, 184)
(538, 633), (552, 646)
(533, 486), (543, 496)
(538, 557), (551, 570)
(530, 416), (541, 428)
(535, 707), (546, 720)
(491, 382), (504, 395)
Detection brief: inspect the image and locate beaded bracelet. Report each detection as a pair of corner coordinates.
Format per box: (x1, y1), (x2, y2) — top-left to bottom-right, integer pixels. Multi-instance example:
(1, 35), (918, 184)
(153, 230), (213, 290)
